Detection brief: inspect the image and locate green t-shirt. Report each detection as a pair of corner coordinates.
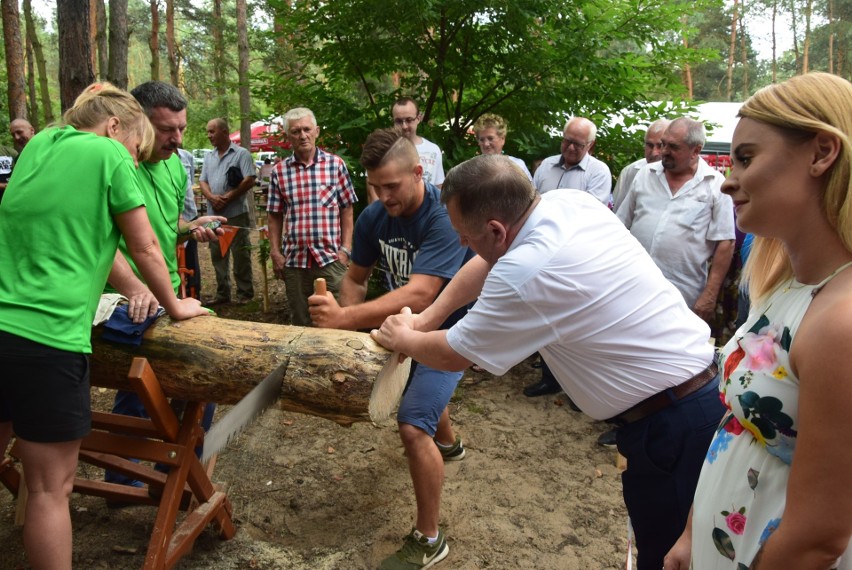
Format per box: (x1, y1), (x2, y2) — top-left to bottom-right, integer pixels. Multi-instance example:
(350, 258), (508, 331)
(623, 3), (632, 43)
(113, 154), (187, 294)
(0, 126), (145, 353)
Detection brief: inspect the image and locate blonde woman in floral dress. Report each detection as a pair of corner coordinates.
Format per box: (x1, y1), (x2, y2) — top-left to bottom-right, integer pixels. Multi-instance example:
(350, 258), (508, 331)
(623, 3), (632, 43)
(664, 72), (852, 569)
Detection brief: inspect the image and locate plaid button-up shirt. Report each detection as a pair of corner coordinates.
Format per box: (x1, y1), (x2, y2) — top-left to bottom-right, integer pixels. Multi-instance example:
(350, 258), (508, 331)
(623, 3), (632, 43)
(267, 148), (357, 268)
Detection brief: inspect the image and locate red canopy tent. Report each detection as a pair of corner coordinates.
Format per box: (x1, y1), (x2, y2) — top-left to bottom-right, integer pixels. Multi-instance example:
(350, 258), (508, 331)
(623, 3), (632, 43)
(229, 122), (289, 152)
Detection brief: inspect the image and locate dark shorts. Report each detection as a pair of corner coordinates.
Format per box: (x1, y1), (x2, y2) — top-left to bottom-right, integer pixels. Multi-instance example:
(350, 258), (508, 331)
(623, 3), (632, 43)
(0, 330), (92, 443)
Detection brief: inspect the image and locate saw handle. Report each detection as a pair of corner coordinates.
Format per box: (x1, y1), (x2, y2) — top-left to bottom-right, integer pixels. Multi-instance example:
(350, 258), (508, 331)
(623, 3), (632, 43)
(314, 278), (327, 296)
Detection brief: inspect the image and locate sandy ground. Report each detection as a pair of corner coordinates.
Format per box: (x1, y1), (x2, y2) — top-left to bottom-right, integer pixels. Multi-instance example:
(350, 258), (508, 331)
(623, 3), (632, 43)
(0, 236), (633, 570)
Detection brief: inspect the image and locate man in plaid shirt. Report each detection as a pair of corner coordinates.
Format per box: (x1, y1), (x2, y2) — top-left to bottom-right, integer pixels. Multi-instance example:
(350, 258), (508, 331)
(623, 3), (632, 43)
(267, 107), (357, 326)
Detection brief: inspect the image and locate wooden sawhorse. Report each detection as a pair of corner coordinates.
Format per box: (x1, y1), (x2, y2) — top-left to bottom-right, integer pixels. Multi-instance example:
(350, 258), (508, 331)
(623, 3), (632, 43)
(0, 357), (235, 570)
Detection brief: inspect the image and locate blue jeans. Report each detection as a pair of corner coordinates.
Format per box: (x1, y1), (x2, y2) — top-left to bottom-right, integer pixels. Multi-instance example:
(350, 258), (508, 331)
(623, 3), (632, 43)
(617, 376), (724, 570)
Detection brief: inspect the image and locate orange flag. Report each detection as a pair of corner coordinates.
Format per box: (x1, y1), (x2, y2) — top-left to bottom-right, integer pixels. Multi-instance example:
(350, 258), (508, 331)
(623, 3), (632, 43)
(217, 225), (240, 256)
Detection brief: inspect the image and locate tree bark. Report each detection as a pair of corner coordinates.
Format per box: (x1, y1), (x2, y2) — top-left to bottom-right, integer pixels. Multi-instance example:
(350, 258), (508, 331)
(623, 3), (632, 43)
(88, 0), (98, 75)
(150, 0), (160, 80)
(23, 0), (53, 124)
(739, 1), (748, 97)
(96, 0), (108, 80)
(726, 0), (738, 102)
(89, 317), (399, 426)
(828, 0), (835, 75)
(24, 11), (37, 130)
(212, 0), (227, 117)
(802, 0), (812, 73)
(771, 0), (777, 83)
(789, 0), (800, 73)
(681, 15), (692, 99)
(236, 0), (256, 225)
(2, 0), (28, 122)
(166, 0), (179, 85)
(57, 0), (95, 113)
(107, 0), (128, 89)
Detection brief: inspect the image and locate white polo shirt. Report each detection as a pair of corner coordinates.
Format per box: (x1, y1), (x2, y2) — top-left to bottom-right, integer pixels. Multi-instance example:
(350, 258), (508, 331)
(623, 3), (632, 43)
(446, 190), (714, 420)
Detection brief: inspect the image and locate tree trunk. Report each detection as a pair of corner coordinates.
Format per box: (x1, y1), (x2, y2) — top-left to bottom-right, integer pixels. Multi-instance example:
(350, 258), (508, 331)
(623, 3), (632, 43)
(23, 0), (53, 124)
(107, 0), (128, 89)
(236, 0), (256, 225)
(150, 0), (160, 80)
(166, 0), (178, 85)
(2, 0), (28, 122)
(24, 11), (38, 130)
(828, 0), (835, 75)
(681, 15), (693, 99)
(739, 1), (748, 97)
(802, 0), (812, 73)
(89, 317), (399, 426)
(212, 0), (228, 117)
(789, 0), (800, 73)
(88, 0), (98, 75)
(726, 0), (738, 102)
(57, 0), (95, 113)
(771, 0), (777, 83)
(96, 0), (108, 80)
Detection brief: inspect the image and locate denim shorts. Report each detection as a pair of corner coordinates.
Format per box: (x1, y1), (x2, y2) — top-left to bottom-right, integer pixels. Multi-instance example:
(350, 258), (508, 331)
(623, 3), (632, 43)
(396, 361), (463, 436)
(0, 330), (91, 442)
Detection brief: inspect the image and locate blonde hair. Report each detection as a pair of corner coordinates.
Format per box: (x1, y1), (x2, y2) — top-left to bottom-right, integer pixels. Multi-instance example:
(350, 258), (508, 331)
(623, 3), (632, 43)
(740, 72), (852, 302)
(473, 113), (508, 138)
(63, 82), (155, 162)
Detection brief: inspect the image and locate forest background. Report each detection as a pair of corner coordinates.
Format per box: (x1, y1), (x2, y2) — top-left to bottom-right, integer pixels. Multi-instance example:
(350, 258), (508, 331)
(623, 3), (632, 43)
(0, 0), (849, 200)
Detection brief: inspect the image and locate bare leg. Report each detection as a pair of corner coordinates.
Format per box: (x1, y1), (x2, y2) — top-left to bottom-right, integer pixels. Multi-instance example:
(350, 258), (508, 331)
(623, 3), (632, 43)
(432, 407), (455, 447)
(16, 437), (82, 570)
(399, 422), (444, 537)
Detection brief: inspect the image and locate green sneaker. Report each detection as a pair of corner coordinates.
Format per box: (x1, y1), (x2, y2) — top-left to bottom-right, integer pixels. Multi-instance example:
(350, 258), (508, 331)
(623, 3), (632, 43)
(379, 528), (449, 569)
(435, 436), (466, 462)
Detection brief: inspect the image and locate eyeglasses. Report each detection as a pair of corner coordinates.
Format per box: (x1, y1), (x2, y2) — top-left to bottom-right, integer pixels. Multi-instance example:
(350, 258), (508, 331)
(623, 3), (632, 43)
(393, 117), (418, 126)
(562, 138), (589, 149)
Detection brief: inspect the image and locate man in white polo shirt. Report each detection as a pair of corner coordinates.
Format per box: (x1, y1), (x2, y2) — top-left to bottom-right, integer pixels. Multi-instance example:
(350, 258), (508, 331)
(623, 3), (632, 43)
(371, 155), (724, 570)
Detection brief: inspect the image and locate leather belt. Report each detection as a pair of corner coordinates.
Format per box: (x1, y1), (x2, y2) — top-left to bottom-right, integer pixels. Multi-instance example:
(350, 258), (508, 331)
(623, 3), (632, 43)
(608, 361), (719, 426)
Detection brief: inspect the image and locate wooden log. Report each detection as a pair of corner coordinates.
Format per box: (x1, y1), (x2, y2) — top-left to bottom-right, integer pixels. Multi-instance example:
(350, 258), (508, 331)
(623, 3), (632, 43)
(89, 316), (396, 426)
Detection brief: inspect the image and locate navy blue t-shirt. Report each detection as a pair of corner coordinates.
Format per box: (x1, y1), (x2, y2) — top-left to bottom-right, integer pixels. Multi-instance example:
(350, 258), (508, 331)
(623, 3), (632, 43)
(351, 183), (472, 329)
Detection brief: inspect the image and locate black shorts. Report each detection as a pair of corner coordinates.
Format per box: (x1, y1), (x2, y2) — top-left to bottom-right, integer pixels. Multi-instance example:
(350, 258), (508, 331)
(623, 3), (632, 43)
(0, 330), (91, 442)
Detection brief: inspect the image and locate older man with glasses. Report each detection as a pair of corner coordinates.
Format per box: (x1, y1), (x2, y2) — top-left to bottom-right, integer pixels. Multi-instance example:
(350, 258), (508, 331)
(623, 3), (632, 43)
(533, 116), (612, 205)
(526, 116), (613, 398)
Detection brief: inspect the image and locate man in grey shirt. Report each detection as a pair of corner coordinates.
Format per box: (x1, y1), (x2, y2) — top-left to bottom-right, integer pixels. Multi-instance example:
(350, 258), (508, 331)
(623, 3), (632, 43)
(199, 118), (256, 304)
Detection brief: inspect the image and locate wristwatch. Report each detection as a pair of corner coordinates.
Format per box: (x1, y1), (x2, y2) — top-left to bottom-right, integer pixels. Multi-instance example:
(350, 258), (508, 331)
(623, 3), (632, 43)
(339, 245), (352, 257)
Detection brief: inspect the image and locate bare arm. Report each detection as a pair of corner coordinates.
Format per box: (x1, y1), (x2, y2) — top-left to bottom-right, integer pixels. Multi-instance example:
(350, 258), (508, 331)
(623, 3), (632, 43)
(338, 205), (354, 264)
(107, 251), (159, 323)
(664, 507), (693, 570)
(750, 293), (852, 568)
(199, 179), (226, 211)
(267, 210), (285, 278)
(693, 239), (735, 322)
(371, 315), (470, 372)
(224, 175), (256, 201)
(115, 207), (206, 320)
(311, 263), (447, 330)
(416, 255), (490, 332)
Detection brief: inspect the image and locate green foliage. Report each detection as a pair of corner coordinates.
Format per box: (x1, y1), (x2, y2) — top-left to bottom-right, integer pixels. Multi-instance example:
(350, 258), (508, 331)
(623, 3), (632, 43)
(259, 0), (720, 181)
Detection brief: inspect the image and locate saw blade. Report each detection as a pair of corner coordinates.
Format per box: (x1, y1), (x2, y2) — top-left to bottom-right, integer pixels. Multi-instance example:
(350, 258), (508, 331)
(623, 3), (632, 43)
(200, 363), (286, 462)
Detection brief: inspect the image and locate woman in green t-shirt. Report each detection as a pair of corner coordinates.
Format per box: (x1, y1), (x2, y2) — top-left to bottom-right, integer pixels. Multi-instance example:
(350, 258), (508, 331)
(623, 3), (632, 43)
(0, 83), (209, 570)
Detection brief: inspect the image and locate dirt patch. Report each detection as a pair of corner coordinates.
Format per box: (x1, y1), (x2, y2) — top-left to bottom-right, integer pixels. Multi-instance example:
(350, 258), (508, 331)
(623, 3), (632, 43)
(0, 238), (632, 569)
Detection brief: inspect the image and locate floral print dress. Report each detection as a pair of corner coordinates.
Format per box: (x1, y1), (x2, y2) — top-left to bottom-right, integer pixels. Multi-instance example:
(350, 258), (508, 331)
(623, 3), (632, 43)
(691, 262), (852, 569)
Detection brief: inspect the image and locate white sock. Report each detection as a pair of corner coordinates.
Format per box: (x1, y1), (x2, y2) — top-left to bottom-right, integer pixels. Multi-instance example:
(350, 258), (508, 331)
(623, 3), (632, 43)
(413, 529), (439, 544)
